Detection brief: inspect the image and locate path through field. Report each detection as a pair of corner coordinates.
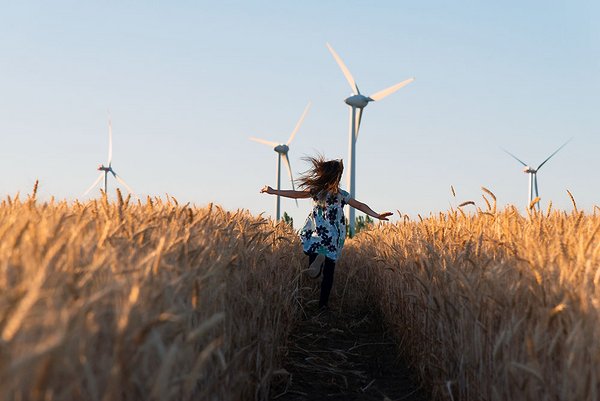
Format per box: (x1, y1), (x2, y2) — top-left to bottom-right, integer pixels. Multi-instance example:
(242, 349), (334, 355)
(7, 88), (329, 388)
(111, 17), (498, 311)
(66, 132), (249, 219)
(270, 304), (427, 401)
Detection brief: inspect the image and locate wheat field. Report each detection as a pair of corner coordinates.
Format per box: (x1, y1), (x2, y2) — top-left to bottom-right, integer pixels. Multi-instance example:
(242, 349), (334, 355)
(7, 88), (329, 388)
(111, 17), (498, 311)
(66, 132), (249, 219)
(340, 192), (600, 401)
(1, 186), (599, 401)
(0, 189), (304, 401)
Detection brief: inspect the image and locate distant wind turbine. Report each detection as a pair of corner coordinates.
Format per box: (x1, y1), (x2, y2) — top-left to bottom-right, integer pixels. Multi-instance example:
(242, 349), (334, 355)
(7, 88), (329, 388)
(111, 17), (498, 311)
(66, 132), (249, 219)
(83, 118), (137, 198)
(326, 43), (414, 236)
(503, 138), (572, 210)
(250, 102), (311, 221)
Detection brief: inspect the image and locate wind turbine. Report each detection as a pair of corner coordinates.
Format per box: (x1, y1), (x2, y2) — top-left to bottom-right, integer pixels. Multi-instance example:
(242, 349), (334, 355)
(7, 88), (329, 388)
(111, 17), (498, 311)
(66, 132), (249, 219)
(83, 118), (137, 198)
(250, 102), (311, 221)
(503, 138), (572, 210)
(326, 43), (414, 236)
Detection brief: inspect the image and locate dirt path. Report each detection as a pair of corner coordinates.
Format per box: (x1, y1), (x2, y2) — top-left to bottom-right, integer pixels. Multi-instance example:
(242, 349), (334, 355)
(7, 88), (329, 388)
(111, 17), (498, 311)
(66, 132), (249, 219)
(270, 305), (427, 401)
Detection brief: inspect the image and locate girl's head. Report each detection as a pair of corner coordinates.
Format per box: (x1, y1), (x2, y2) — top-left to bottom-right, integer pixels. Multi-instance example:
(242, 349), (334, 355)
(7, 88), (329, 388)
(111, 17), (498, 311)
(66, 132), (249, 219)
(298, 155), (344, 197)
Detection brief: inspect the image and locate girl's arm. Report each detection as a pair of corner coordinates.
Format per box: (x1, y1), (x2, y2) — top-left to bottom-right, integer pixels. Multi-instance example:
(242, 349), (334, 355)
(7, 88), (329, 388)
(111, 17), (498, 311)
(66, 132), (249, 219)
(260, 185), (312, 199)
(348, 198), (393, 220)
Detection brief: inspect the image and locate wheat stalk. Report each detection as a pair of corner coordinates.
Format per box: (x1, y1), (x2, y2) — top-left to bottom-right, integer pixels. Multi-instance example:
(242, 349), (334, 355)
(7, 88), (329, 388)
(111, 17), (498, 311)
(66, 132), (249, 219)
(566, 189), (577, 213)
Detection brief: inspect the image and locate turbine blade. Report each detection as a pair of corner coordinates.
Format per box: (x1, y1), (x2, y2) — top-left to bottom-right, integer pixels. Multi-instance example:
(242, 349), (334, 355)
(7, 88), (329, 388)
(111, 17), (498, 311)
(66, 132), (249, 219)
(355, 107), (363, 141)
(281, 153), (296, 191)
(282, 153), (299, 207)
(111, 171), (138, 198)
(326, 43), (359, 95)
(369, 77), (415, 102)
(286, 102), (311, 145)
(502, 148), (528, 167)
(534, 174), (539, 197)
(249, 137), (279, 147)
(537, 137), (573, 170)
(83, 173), (104, 196)
(107, 118), (113, 165)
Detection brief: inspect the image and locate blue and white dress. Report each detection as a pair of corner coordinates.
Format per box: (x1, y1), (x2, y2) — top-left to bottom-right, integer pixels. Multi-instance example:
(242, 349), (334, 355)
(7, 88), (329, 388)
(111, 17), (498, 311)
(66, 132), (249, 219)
(300, 189), (351, 261)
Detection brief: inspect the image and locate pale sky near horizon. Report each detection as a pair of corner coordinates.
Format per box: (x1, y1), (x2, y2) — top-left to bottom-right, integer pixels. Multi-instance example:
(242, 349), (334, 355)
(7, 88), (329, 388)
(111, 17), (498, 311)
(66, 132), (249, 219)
(1, 1), (598, 225)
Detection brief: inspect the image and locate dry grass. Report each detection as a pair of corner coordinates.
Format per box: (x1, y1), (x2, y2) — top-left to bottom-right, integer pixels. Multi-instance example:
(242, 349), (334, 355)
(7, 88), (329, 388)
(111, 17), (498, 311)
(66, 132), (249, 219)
(341, 192), (600, 401)
(0, 192), (304, 401)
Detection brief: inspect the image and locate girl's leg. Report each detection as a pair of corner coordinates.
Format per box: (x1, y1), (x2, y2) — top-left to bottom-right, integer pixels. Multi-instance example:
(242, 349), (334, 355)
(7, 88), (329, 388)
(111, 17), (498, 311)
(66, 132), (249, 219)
(319, 258), (336, 308)
(307, 253), (325, 278)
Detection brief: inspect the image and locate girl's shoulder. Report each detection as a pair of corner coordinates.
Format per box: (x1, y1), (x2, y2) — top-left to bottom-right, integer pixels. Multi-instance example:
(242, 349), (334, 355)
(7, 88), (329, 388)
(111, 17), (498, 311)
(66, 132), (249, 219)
(338, 189), (351, 202)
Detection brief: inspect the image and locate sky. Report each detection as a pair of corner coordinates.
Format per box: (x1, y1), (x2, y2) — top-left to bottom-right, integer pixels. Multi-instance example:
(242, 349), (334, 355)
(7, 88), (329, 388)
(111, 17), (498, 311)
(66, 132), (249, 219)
(1, 1), (599, 225)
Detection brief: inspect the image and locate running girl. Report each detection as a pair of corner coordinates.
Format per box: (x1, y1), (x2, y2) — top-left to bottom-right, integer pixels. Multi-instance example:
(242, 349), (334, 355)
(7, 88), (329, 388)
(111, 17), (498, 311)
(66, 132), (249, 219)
(261, 156), (392, 309)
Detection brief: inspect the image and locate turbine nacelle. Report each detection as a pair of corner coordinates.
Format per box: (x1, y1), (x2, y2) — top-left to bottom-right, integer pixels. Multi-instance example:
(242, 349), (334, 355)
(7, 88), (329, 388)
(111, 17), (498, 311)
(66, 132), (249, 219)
(523, 166), (537, 174)
(274, 144), (289, 154)
(344, 95), (372, 109)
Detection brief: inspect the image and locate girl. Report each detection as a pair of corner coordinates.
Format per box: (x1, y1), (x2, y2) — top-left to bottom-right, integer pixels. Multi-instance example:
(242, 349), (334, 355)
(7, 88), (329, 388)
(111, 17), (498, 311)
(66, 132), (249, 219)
(261, 156), (392, 309)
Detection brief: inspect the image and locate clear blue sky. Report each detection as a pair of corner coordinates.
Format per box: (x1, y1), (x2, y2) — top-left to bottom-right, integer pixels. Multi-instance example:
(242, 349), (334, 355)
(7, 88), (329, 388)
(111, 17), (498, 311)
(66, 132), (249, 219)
(1, 1), (598, 224)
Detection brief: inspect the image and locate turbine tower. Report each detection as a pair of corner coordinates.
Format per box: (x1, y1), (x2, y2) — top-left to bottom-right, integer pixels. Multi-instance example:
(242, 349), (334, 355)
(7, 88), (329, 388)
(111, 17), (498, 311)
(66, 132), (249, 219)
(83, 118), (137, 198)
(250, 102), (311, 221)
(326, 43), (414, 236)
(503, 138), (572, 210)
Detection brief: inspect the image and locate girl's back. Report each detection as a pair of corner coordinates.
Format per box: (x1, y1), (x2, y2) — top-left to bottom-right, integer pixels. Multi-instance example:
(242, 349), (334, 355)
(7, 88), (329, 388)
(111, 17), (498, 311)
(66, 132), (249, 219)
(301, 188), (350, 261)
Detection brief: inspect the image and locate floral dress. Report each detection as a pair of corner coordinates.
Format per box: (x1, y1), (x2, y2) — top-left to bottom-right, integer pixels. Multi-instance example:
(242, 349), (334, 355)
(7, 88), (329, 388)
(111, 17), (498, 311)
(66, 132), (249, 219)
(300, 189), (351, 261)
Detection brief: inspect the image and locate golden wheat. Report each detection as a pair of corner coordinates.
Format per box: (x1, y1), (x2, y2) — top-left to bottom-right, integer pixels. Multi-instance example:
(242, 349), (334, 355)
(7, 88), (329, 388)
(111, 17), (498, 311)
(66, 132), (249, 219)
(340, 198), (600, 401)
(4, 185), (600, 401)
(0, 194), (303, 401)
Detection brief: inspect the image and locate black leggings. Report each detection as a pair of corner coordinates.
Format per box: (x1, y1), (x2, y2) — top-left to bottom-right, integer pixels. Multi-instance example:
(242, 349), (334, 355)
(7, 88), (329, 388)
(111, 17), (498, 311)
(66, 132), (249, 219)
(308, 253), (336, 308)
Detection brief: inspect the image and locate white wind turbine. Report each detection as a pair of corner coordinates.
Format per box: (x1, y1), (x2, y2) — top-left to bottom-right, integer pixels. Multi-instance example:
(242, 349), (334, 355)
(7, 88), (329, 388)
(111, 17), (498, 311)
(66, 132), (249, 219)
(83, 118), (137, 198)
(326, 43), (414, 236)
(250, 102), (311, 221)
(503, 138), (572, 210)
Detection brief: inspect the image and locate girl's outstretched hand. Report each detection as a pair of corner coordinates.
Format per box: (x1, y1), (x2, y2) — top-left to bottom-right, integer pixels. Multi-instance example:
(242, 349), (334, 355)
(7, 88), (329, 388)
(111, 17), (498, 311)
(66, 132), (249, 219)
(377, 212), (393, 221)
(261, 185), (274, 194)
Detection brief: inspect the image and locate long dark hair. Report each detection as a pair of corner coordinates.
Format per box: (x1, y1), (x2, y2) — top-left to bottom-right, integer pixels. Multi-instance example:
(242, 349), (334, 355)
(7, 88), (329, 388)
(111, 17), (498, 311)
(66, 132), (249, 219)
(297, 155), (344, 198)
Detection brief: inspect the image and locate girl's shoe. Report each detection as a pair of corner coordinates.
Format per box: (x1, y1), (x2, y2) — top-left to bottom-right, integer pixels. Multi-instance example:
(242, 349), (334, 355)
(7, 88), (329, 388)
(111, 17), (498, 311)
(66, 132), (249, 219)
(307, 254), (325, 279)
